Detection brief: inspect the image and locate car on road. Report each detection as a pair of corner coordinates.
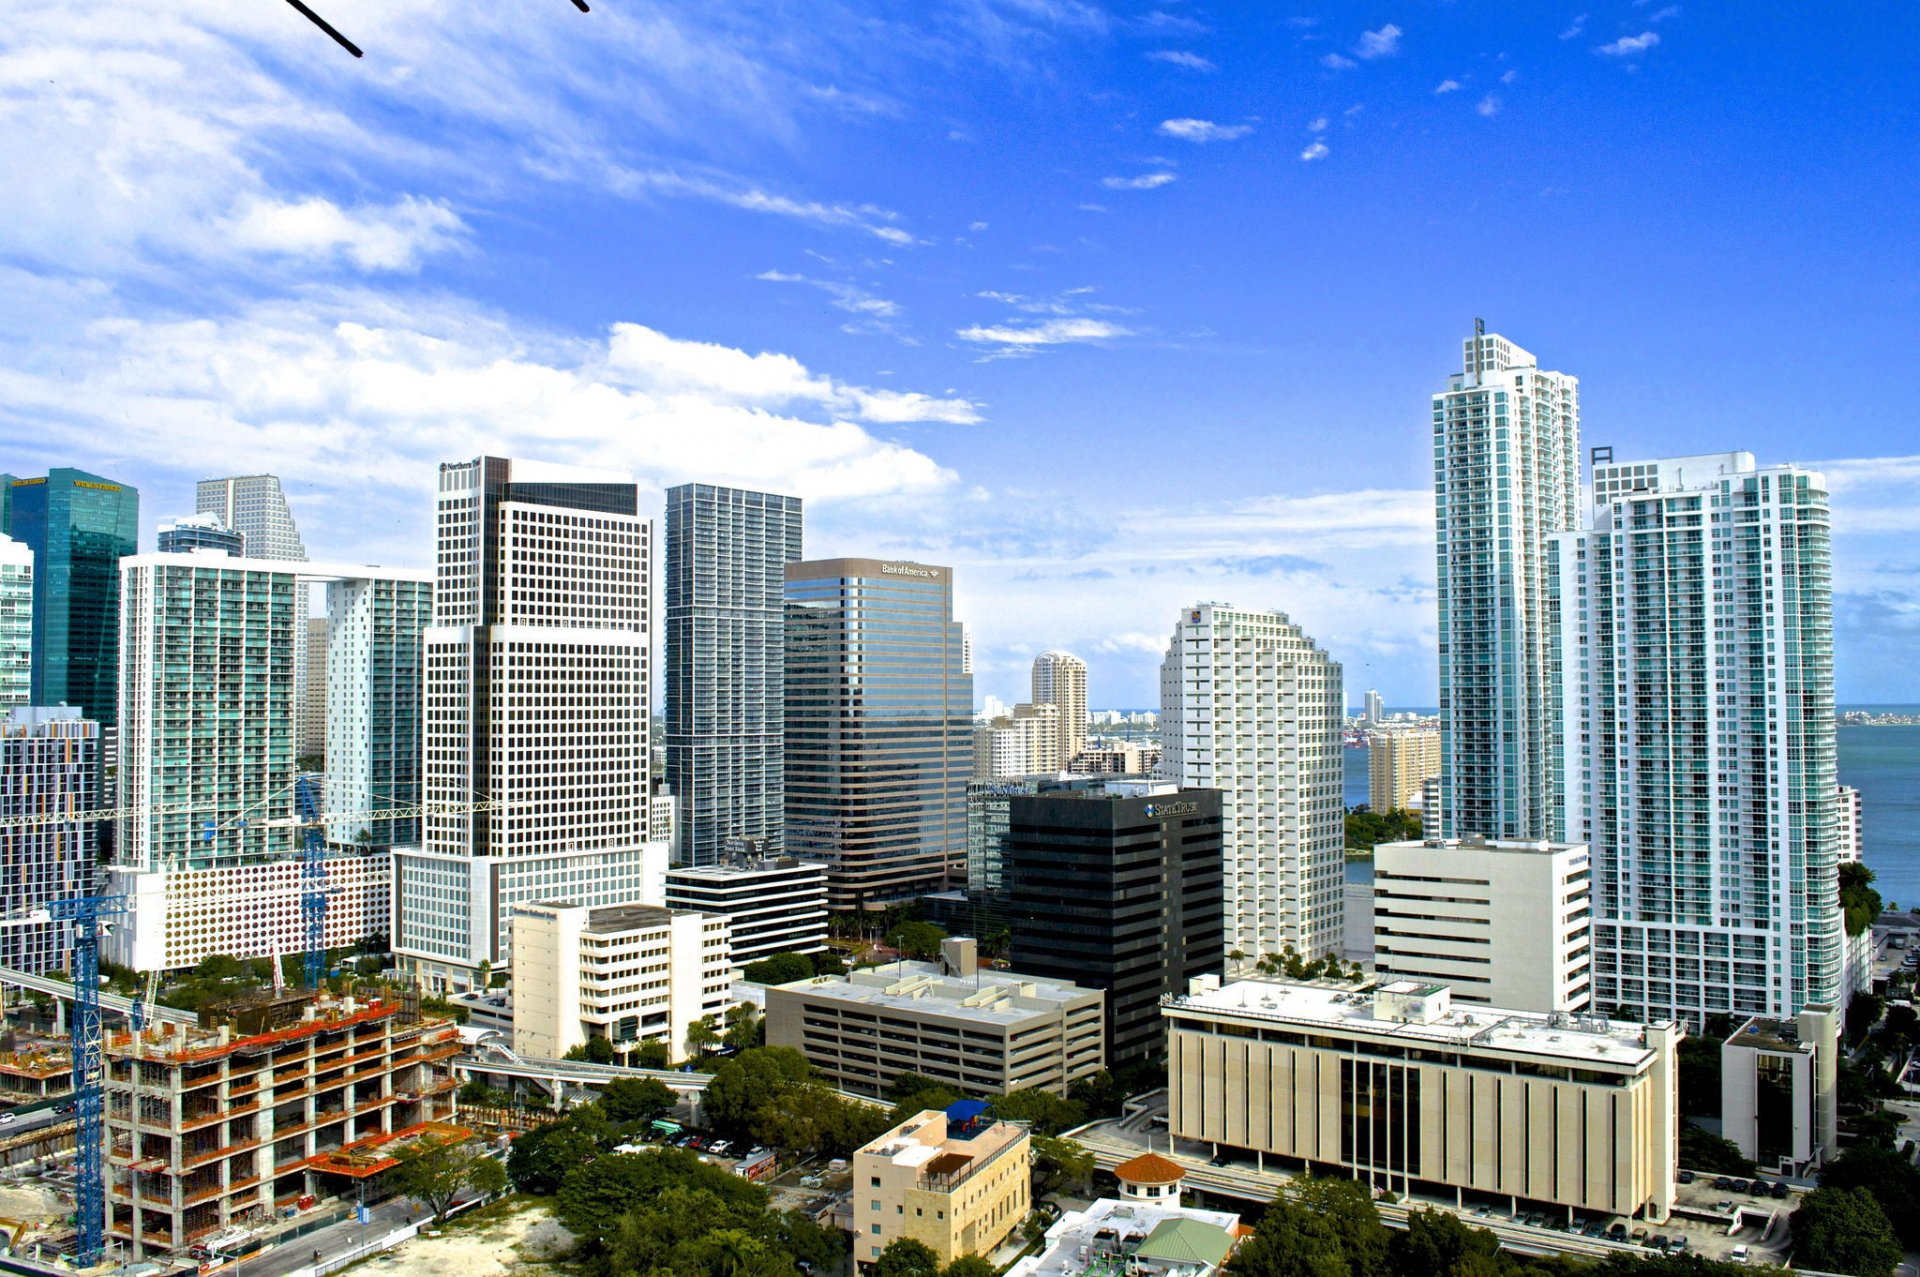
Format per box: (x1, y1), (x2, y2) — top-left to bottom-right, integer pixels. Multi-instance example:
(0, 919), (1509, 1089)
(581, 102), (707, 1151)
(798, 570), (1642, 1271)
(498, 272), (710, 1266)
(0, 1113), (14, 1125)
(1770, 1181), (1789, 1199)
(1209, 1153), (1232, 1167)
(1747, 1179), (1769, 1195)
(1730, 1245), (1750, 1264)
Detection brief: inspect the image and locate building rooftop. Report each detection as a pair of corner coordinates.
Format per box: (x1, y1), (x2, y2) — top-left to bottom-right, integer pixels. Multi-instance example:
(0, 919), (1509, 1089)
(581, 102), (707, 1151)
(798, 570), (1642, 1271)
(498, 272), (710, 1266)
(1726, 1017), (1806, 1054)
(665, 857), (826, 881)
(1008, 1199), (1242, 1277)
(859, 1109), (1029, 1192)
(1166, 978), (1672, 1069)
(1377, 836), (1586, 857)
(776, 960), (1098, 1026)
(108, 994), (439, 1065)
(1114, 1152), (1185, 1186)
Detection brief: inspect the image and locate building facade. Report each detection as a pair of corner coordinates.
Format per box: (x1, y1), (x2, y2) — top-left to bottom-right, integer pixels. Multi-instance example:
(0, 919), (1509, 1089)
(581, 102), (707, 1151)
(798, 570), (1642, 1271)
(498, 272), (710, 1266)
(1031, 650), (1088, 765)
(510, 902), (733, 1059)
(0, 706), (98, 973)
(662, 855), (828, 969)
(974, 702), (1062, 781)
(1363, 689), (1384, 725)
(853, 1109), (1032, 1269)
(1003, 781), (1225, 1065)
(396, 457), (664, 990)
(1720, 1005), (1839, 1174)
(767, 951), (1105, 1097)
(155, 514), (242, 557)
(1433, 327), (1579, 842)
(1367, 730), (1441, 814)
(195, 475), (307, 561)
(324, 571), (432, 849)
(1165, 978), (1680, 1222)
(2, 468), (140, 725)
(1372, 837), (1593, 1012)
(0, 534), (30, 709)
(664, 484), (802, 864)
(1554, 452), (1841, 1022)
(784, 558), (972, 909)
(1159, 603), (1344, 962)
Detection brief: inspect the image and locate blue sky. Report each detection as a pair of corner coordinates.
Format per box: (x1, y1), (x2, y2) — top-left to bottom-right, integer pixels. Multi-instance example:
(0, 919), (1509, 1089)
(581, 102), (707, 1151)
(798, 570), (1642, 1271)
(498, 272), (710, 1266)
(3, 0), (1917, 707)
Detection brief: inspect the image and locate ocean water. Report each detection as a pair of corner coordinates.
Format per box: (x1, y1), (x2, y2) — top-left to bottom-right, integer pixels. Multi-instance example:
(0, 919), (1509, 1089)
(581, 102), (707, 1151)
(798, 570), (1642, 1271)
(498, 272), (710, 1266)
(1341, 714), (1920, 899)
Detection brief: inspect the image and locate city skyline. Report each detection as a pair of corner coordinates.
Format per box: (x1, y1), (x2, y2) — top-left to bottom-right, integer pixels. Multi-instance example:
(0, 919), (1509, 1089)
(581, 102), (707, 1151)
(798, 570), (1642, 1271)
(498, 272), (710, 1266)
(4, 4), (1916, 710)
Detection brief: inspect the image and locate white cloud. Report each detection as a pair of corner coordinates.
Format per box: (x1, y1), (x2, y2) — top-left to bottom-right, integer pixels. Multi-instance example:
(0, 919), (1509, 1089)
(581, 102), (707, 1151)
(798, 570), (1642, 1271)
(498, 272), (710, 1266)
(1078, 202), (1108, 213)
(1307, 116), (1329, 132)
(969, 221), (990, 232)
(1146, 49), (1217, 71)
(956, 317), (1130, 346)
(1598, 31), (1661, 55)
(1476, 94), (1502, 117)
(1500, 68), (1518, 84)
(221, 196), (466, 272)
(1157, 118), (1254, 143)
(1560, 13), (1588, 39)
(1648, 5), (1682, 22)
(1434, 79), (1462, 94)
(1355, 24), (1403, 59)
(1322, 52), (1357, 70)
(754, 269), (903, 329)
(1300, 141), (1330, 161)
(1102, 172), (1178, 190)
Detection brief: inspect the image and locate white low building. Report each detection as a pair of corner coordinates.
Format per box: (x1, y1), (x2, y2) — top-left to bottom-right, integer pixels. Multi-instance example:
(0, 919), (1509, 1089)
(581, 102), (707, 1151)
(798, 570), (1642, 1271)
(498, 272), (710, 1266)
(663, 855), (828, 968)
(1721, 1006), (1839, 1176)
(1373, 837), (1592, 1012)
(510, 901), (732, 1060)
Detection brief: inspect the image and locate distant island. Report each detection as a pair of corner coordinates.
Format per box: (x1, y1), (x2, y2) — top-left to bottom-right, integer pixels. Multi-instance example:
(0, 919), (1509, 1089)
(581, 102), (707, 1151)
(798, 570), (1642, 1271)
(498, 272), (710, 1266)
(1839, 710), (1920, 727)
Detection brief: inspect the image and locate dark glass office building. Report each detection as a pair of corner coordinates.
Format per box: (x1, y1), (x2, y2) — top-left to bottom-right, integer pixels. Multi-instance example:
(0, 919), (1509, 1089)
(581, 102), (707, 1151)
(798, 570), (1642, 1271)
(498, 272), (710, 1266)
(2, 469), (140, 725)
(785, 558), (971, 910)
(665, 484), (802, 865)
(1004, 781), (1225, 1066)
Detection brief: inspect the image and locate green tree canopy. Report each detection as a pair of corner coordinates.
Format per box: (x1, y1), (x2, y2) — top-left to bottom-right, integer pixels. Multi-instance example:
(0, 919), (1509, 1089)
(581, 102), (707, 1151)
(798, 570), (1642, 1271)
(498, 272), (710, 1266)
(1677, 1121), (1756, 1176)
(886, 921), (950, 961)
(596, 1075), (677, 1125)
(1388, 1209), (1503, 1277)
(1821, 1144), (1920, 1248)
(943, 1257), (999, 1277)
(387, 1136), (507, 1221)
(1840, 862), (1884, 937)
(1789, 1186), (1903, 1276)
(704, 1046), (814, 1138)
(505, 1121), (601, 1195)
(873, 1237), (943, 1277)
(1343, 807), (1423, 852)
(557, 1148), (767, 1248)
(990, 1087), (1086, 1137)
(1032, 1135), (1095, 1199)
(1229, 1175), (1390, 1277)
(742, 952), (816, 985)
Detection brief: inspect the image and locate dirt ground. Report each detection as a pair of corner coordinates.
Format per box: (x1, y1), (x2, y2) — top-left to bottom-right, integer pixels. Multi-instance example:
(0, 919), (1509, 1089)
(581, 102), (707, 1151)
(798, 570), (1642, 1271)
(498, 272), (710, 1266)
(362, 1202), (574, 1276)
(0, 1180), (68, 1233)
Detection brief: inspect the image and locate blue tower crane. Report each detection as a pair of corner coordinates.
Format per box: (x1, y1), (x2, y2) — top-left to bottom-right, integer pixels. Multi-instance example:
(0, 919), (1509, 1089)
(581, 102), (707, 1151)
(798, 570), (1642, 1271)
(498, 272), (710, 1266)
(44, 894), (131, 1269)
(295, 774), (329, 990)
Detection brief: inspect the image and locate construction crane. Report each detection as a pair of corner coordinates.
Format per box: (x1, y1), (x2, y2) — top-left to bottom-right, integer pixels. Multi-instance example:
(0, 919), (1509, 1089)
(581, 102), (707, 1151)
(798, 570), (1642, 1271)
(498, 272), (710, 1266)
(295, 775), (327, 990)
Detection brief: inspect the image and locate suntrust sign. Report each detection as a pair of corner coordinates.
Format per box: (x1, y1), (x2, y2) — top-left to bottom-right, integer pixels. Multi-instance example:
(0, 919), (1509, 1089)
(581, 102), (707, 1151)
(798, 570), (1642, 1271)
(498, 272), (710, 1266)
(1144, 800), (1198, 819)
(881, 564), (939, 578)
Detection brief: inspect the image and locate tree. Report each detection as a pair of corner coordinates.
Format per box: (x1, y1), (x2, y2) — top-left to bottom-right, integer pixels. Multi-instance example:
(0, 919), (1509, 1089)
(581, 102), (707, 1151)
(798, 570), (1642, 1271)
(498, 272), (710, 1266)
(889, 1072), (954, 1102)
(742, 952), (816, 985)
(944, 1257), (999, 1277)
(891, 1087), (964, 1125)
(1344, 807), (1423, 852)
(886, 921), (949, 961)
(506, 1122), (601, 1194)
(1031, 1135), (1095, 1199)
(1389, 1209), (1503, 1277)
(725, 1001), (764, 1051)
(686, 1014), (722, 1057)
(1847, 991), (1886, 1045)
(704, 1046), (813, 1138)
(991, 1087), (1085, 1137)
(872, 1238), (942, 1277)
(563, 1035), (617, 1064)
(1821, 1144), (1920, 1248)
(388, 1136), (507, 1220)
(557, 1148), (767, 1248)
(631, 1039), (672, 1069)
(1677, 1121), (1756, 1176)
(598, 1076), (677, 1125)
(1840, 862), (1884, 937)
(1789, 1186), (1903, 1276)
(1290, 1176), (1390, 1277)
(812, 952), (848, 977)
(1677, 1033), (1723, 1118)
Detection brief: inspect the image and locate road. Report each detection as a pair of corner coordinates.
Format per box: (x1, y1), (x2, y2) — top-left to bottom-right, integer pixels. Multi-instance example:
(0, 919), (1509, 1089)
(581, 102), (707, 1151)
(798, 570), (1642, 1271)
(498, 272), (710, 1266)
(0, 1105), (73, 1138)
(199, 1194), (421, 1277)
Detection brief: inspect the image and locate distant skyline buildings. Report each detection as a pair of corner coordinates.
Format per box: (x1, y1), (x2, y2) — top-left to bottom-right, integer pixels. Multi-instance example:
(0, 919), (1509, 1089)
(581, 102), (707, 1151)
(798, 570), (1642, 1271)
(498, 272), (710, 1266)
(0, 468), (140, 726)
(0, 535), (30, 709)
(785, 557), (972, 909)
(1031, 650), (1088, 764)
(0, 705), (98, 975)
(1433, 326), (1581, 843)
(664, 483), (803, 865)
(195, 475), (307, 562)
(1159, 602), (1345, 961)
(156, 512), (243, 557)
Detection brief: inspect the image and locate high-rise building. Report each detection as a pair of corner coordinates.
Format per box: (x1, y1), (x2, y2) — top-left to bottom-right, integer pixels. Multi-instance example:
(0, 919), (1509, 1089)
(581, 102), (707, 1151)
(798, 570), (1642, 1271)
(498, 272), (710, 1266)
(662, 854), (829, 969)
(1159, 603), (1344, 961)
(109, 554), (394, 970)
(1004, 779), (1225, 1065)
(1433, 326), (1579, 841)
(324, 571), (433, 848)
(1363, 688), (1384, 725)
(1367, 730), (1441, 813)
(1, 469), (140, 725)
(298, 616), (328, 763)
(974, 702), (1062, 780)
(664, 483), (803, 864)
(784, 558), (972, 909)
(0, 706), (98, 974)
(0, 534), (31, 709)
(1554, 452), (1841, 1022)
(1031, 650), (1088, 764)
(395, 457), (664, 991)
(155, 513), (242, 557)
(1373, 836), (1593, 1012)
(195, 475), (307, 561)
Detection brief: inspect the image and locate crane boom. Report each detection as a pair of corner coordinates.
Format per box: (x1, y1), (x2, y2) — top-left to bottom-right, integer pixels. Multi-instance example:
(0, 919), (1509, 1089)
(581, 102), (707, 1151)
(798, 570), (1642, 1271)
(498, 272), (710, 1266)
(0, 797), (499, 832)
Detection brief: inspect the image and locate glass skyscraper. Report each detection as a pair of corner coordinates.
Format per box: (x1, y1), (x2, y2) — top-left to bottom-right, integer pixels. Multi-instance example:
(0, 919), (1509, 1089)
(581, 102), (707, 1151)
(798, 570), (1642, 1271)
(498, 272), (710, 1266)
(784, 558), (971, 910)
(2, 469), (140, 726)
(664, 483), (802, 864)
(1432, 326), (1579, 841)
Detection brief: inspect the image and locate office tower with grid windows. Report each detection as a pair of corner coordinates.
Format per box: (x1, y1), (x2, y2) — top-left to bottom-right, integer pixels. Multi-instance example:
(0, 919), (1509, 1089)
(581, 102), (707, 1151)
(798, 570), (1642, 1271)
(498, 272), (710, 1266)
(0, 706), (98, 974)
(784, 558), (972, 909)
(664, 483), (802, 865)
(1, 469), (140, 726)
(1158, 603), (1344, 961)
(0, 535), (30, 709)
(395, 457), (664, 991)
(1433, 326), (1579, 841)
(1031, 650), (1088, 765)
(1553, 451), (1841, 1022)
(196, 475), (308, 562)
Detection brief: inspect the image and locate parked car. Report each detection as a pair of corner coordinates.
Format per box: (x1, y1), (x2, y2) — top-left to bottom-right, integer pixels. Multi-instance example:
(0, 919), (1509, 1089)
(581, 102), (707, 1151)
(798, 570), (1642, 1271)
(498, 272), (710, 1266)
(1648, 1235), (1670, 1252)
(1471, 1206), (1491, 1218)
(1729, 1179), (1750, 1194)
(1677, 1170), (1695, 1185)
(1730, 1245), (1750, 1264)
(1771, 1181), (1790, 1199)
(1713, 1176), (1733, 1190)
(1667, 1237), (1689, 1254)
(1607, 1223), (1628, 1242)
(1209, 1153), (1232, 1167)
(0, 1113), (14, 1126)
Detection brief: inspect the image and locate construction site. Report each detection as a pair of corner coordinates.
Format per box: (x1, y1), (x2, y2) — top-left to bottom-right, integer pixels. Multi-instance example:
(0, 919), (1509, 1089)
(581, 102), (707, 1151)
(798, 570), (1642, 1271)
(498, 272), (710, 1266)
(106, 986), (462, 1256)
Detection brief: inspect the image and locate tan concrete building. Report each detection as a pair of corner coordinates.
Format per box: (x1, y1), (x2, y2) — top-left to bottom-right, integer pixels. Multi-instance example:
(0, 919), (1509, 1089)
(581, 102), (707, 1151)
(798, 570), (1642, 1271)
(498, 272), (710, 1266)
(767, 943), (1104, 1097)
(1165, 977), (1680, 1222)
(1721, 1005), (1839, 1175)
(853, 1108), (1032, 1268)
(106, 990), (462, 1255)
(1031, 651), (1088, 765)
(1367, 730), (1441, 814)
(511, 902), (732, 1060)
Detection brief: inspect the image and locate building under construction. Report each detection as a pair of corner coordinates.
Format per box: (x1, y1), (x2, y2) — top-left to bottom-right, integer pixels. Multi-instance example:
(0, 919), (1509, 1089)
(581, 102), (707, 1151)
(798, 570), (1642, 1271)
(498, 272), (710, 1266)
(105, 989), (461, 1254)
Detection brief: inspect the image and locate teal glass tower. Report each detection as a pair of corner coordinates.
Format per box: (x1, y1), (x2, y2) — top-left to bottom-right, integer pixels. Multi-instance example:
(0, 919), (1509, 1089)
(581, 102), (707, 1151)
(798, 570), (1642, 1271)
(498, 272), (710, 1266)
(2, 469), (141, 726)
